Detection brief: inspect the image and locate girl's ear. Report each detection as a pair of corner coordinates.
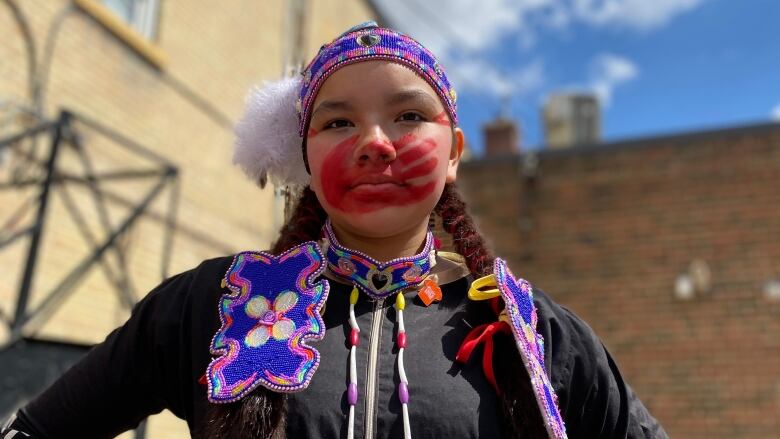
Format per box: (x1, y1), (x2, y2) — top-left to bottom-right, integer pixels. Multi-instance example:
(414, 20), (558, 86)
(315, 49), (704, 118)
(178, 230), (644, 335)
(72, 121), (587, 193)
(446, 127), (465, 183)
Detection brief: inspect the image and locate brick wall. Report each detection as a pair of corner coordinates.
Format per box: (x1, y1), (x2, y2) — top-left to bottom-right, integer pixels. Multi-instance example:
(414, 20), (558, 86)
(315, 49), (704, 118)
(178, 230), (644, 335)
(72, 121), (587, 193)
(1, 1), (377, 437)
(458, 123), (780, 438)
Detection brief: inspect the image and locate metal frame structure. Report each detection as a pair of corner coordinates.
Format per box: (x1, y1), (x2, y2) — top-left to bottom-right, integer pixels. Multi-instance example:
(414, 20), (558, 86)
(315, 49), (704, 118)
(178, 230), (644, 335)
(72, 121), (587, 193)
(0, 109), (179, 437)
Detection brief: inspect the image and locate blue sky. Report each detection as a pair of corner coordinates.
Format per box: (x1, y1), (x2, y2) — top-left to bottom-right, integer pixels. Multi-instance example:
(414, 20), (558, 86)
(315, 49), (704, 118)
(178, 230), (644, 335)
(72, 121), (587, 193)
(375, 0), (780, 153)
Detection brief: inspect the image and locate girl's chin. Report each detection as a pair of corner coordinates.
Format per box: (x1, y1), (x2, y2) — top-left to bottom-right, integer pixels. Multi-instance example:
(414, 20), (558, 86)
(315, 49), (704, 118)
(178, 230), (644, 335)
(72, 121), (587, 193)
(327, 204), (432, 239)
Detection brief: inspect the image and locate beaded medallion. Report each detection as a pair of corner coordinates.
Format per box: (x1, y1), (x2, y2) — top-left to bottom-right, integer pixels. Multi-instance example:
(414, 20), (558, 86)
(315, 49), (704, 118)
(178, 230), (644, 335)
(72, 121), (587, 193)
(207, 242), (329, 403)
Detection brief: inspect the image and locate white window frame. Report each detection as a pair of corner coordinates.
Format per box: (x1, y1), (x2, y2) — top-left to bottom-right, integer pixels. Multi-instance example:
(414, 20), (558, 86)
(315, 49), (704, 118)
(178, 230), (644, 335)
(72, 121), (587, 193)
(102, 0), (161, 40)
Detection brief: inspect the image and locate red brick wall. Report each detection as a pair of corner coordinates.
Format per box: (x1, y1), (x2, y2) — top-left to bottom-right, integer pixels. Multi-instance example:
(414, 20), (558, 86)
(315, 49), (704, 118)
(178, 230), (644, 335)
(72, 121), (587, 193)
(457, 123), (780, 438)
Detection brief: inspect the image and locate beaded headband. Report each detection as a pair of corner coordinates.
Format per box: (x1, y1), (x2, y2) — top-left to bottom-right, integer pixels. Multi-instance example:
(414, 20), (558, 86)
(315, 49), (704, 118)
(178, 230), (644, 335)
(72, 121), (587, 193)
(233, 21), (458, 187)
(297, 21), (458, 137)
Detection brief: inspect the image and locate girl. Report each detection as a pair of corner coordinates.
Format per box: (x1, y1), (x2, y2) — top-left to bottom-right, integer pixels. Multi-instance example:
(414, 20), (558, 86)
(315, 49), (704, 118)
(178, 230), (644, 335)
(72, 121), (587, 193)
(2, 22), (666, 438)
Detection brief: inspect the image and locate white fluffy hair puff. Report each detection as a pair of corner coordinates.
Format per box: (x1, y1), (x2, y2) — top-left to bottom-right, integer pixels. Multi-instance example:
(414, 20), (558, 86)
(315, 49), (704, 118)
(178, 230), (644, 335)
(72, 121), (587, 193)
(233, 76), (310, 188)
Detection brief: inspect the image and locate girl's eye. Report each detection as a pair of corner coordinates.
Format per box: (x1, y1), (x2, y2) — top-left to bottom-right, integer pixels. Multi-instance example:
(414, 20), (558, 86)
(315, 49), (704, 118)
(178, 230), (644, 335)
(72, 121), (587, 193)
(397, 112), (426, 122)
(324, 119), (353, 130)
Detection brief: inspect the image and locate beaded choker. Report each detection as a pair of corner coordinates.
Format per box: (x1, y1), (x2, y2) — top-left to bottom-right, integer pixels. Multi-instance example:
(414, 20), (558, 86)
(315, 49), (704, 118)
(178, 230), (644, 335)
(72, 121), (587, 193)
(322, 219), (436, 300)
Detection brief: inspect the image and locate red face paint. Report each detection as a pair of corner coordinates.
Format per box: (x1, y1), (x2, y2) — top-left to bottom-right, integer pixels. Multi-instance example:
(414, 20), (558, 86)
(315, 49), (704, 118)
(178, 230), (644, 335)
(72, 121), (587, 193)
(319, 133), (440, 213)
(433, 111), (450, 126)
(398, 138), (437, 165)
(400, 157), (437, 180)
(307, 127), (320, 138)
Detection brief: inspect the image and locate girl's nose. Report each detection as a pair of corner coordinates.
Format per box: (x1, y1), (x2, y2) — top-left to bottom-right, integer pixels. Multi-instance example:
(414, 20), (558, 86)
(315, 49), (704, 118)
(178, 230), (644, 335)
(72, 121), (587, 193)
(355, 126), (396, 166)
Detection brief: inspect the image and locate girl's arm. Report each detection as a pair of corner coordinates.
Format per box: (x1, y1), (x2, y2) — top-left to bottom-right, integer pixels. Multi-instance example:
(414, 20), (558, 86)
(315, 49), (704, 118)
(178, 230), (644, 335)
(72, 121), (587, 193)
(536, 290), (668, 438)
(1, 269), (197, 438)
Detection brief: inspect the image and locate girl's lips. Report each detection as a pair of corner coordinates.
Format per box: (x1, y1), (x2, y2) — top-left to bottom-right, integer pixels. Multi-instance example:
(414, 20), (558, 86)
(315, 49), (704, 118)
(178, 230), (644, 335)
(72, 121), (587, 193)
(349, 183), (406, 198)
(349, 174), (405, 188)
(347, 174), (409, 200)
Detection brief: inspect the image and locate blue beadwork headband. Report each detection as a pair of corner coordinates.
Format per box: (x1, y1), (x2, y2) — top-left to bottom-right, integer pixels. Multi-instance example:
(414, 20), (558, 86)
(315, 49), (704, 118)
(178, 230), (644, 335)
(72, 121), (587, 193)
(297, 22), (458, 136)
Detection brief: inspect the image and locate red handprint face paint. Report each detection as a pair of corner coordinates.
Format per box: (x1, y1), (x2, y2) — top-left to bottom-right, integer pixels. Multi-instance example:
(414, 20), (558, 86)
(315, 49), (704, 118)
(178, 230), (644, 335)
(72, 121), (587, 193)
(319, 133), (440, 213)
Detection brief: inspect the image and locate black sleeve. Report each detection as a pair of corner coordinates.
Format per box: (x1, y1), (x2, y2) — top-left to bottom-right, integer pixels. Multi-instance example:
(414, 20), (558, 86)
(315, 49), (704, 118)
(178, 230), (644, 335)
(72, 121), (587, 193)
(2, 268), (197, 439)
(535, 291), (668, 439)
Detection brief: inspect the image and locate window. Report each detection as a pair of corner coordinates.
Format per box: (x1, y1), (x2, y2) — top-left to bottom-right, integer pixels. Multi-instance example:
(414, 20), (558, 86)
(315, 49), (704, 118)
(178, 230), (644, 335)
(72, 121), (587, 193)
(101, 0), (160, 40)
(74, 0), (167, 67)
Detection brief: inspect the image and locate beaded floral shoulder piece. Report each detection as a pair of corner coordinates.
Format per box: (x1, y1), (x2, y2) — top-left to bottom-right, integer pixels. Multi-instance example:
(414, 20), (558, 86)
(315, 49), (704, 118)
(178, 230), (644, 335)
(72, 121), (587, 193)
(206, 242), (329, 403)
(493, 258), (567, 438)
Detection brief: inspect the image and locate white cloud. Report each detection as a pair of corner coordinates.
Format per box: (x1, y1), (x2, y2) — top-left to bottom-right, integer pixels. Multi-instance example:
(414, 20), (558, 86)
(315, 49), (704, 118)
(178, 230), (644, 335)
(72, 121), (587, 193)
(572, 0), (705, 31)
(376, 0), (705, 57)
(588, 53), (639, 106)
(373, 0), (696, 99)
(449, 59), (546, 98)
(376, 0), (556, 57)
(771, 104), (780, 121)
(374, 0), (553, 99)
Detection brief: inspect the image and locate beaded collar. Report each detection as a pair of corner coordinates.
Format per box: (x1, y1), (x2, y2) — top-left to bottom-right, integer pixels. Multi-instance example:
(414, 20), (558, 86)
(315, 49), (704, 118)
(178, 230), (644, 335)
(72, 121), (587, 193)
(322, 219), (436, 300)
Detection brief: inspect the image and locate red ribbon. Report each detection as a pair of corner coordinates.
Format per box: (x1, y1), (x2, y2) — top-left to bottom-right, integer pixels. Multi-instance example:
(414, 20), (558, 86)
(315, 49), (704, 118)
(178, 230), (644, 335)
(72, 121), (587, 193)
(455, 319), (511, 395)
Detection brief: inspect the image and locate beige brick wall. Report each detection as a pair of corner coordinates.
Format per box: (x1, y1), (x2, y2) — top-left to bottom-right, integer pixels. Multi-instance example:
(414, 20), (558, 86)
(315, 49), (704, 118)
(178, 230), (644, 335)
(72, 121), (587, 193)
(1, 0), (376, 436)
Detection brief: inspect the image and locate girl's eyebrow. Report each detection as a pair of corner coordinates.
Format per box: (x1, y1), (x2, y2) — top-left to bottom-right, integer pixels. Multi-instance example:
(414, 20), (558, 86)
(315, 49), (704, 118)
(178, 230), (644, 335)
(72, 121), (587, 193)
(386, 89), (439, 107)
(312, 100), (354, 118)
(312, 89), (438, 118)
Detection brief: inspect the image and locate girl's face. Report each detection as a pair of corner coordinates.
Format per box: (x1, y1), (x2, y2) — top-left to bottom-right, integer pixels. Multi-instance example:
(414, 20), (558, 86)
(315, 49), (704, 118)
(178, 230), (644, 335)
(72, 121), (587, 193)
(306, 61), (464, 239)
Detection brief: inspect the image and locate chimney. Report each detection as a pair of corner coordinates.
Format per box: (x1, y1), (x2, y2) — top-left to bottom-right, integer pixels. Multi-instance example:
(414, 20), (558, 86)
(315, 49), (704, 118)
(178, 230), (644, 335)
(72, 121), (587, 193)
(542, 93), (601, 149)
(482, 117), (520, 156)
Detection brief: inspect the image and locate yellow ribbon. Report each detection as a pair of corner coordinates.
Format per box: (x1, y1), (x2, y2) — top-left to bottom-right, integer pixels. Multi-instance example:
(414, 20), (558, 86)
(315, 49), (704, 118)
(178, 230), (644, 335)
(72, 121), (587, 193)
(467, 274), (501, 301)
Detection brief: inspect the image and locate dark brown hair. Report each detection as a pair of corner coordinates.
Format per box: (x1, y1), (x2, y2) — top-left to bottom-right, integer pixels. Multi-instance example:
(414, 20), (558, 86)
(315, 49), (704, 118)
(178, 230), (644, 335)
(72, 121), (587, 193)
(201, 184), (547, 438)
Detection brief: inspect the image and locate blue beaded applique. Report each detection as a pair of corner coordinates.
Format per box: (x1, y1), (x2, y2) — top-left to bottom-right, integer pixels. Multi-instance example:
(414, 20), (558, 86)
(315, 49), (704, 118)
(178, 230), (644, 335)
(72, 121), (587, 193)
(207, 242), (329, 403)
(493, 258), (568, 439)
